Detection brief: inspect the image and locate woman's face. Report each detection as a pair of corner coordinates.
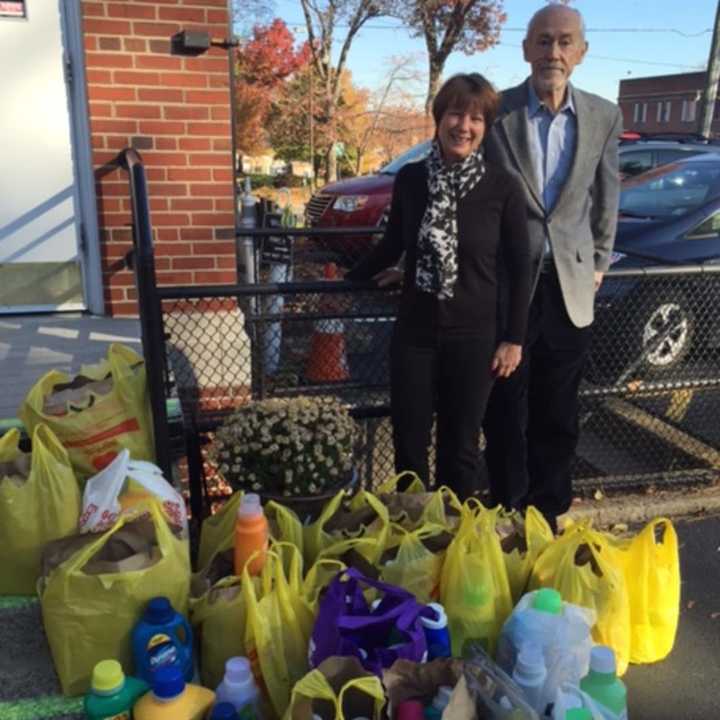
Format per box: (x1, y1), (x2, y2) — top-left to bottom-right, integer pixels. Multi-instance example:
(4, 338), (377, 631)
(437, 104), (485, 163)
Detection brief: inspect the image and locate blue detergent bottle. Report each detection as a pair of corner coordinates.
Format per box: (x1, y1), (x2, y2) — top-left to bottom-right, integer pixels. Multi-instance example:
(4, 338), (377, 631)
(132, 596), (194, 684)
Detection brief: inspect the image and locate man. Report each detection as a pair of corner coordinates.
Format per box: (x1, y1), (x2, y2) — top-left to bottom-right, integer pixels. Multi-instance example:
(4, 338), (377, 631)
(482, 4), (623, 531)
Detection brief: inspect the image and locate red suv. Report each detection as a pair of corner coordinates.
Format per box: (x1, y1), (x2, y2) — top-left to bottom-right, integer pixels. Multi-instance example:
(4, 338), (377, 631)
(305, 141), (431, 265)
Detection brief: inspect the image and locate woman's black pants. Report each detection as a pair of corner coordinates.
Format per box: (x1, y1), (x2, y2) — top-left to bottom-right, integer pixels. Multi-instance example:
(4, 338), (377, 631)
(390, 327), (496, 500)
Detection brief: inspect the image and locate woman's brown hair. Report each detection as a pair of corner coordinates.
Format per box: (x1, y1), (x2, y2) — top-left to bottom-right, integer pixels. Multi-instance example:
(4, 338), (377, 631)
(431, 73), (501, 129)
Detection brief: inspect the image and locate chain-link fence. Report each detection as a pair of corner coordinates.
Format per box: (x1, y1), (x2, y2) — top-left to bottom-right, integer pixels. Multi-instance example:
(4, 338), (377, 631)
(576, 265), (720, 488)
(154, 246), (720, 510)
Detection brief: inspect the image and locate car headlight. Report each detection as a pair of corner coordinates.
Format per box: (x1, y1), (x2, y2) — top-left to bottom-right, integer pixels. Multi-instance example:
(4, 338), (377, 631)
(333, 195), (369, 212)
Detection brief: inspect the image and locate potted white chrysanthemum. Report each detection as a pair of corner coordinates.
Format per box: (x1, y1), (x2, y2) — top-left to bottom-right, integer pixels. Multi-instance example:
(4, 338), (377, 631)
(211, 395), (357, 517)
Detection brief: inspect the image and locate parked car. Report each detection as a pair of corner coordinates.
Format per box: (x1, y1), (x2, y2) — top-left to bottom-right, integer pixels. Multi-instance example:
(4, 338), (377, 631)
(305, 141), (431, 265)
(619, 139), (719, 179)
(589, 153), (720, 383)
(306, 135), (715, 263)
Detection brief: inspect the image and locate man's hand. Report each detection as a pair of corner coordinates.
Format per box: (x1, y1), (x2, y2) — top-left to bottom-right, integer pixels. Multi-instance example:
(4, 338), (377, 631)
(373, 267), (403, 287)
(491, 342), (522, 379)
(594, 271), (604, 292)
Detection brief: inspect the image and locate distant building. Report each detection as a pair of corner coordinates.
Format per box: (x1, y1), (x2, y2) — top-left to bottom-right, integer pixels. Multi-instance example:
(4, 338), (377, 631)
(618, 71), (720, 136)
(289, 160), (313, 179)
(239, 154), (314, 178)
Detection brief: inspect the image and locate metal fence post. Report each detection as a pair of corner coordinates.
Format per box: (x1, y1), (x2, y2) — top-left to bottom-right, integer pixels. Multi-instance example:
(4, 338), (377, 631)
(237, 176), (257, 285)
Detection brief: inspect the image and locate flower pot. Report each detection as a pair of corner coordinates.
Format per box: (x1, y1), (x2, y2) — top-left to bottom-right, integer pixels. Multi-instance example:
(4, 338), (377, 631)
(261, 467), (358, 524)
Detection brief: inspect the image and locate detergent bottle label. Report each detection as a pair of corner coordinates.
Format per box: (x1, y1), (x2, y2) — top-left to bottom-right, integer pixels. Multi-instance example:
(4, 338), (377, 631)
(146, 633), (178, 669)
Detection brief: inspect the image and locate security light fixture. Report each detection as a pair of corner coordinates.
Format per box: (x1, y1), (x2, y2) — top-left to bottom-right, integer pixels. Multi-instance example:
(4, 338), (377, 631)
(170, 30), (238, 56)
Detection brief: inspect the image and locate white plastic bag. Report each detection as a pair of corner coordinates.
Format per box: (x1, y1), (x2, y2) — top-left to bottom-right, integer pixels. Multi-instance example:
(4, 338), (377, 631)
(80, 449), (187, 534)
(496, 590), (596, 715)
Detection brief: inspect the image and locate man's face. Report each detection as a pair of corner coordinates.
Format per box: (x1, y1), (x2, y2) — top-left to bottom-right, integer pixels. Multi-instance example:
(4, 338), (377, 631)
(523, 7), (588, 96)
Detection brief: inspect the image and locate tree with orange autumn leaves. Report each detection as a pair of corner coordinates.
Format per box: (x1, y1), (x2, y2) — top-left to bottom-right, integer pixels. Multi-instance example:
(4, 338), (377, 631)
(235, 19), (311, 155)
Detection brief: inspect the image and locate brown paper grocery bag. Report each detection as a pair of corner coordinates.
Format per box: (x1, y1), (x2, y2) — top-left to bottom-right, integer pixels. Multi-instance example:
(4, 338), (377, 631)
(287, 656), (385, 720)
(383, 659), (475, 720)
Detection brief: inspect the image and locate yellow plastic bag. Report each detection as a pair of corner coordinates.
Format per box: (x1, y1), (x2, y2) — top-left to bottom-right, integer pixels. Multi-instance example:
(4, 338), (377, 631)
(378, 476), (463, 534)
(303, 558), (346, 611)
(315, 536), (383, 573)
(19, 343), (154, 481)
(191, 572), (252, 688)
(197, 491), (244, 570)
(530, 524), (631, 675)
(305, 490), (389, 566)
(440, 505), (513, 656)
(286, 656), (385, 720)
(40, 500), (190, 695)
(0, 425), (81, 595)
(624, 518), (680, 664)
(380, 523), (452, 604)
(243, 543), (315, 718)
(376, 471), (426, 494)
(267, 500), (305, 555)
(421, 486), (463, 530)
(498, 506), (554, 604)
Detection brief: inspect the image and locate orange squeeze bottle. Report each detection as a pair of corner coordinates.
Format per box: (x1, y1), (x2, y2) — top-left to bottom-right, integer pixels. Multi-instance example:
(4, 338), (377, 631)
(233, 493), (269, 576)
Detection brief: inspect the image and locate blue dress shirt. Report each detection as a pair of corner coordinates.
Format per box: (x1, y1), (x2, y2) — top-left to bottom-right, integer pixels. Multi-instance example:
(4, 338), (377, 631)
(526, 81), (577, 215)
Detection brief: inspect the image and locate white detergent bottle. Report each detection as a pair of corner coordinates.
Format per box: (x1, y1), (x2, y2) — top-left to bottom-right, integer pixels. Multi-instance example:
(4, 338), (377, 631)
(512, 642), (547, 716)
(215, 657), (260, 719)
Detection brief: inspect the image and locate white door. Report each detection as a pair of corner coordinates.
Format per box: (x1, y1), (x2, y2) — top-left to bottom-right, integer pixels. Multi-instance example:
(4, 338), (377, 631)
(0, 0), (89, 312)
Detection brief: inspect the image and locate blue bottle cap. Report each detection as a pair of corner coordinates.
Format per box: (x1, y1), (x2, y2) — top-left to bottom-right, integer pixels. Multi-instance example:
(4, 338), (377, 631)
(210, 702), (241, 720)
(152, 666), (185, 700)
(145, 596), (174, 624)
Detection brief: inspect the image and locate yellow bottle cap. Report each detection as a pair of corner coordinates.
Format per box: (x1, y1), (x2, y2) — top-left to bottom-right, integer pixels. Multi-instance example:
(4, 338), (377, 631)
(91, 660), (125, 695)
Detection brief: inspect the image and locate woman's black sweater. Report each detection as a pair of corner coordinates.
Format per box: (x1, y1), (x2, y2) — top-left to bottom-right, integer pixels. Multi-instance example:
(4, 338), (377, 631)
(346, 159), (531, 344)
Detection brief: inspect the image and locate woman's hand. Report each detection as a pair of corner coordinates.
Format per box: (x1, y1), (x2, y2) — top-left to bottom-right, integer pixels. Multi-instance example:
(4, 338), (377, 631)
(373, 267), (404, 287)
(491, 342), (522, 378)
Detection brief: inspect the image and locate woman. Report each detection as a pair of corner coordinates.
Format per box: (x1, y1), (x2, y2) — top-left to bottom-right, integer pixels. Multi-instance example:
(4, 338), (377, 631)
(346, 73), (531, 500)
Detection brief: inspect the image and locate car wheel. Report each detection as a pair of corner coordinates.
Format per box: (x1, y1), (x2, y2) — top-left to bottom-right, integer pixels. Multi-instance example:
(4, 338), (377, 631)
(586, 288), (695, 385)
(638, 292), (694, 374)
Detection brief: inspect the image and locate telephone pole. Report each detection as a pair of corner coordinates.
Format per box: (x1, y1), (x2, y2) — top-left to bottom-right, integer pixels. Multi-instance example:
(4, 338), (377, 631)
(309, 65), (315, 190)
(698, 0), (720, 139)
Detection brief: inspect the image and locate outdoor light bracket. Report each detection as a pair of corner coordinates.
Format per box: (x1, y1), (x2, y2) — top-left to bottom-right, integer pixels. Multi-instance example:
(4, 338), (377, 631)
(171, 30), (239, 56)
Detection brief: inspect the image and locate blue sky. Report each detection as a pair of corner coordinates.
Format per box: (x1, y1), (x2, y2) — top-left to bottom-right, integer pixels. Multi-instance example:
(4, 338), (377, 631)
(253, 0), (717, 104)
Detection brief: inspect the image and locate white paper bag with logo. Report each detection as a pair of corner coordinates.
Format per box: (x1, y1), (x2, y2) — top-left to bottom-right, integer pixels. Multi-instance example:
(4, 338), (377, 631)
(80, 449), (187, 534)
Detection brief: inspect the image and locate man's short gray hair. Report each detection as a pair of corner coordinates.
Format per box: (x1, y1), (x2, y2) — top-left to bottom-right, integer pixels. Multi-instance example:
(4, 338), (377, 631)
(526, 4), (587, 41)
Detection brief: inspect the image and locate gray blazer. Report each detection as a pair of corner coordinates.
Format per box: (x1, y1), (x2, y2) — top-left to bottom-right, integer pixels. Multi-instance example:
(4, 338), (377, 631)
(485, 80), (624, 328)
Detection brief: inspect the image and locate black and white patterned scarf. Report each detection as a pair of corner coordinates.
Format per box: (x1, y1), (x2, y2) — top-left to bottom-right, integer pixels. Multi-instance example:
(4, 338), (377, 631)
(415, 140), (486, 299)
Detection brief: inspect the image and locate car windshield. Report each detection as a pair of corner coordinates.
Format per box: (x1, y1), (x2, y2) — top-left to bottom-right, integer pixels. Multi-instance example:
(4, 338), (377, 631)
(620, 157), (720, 219)
(380, 140), (432, 174)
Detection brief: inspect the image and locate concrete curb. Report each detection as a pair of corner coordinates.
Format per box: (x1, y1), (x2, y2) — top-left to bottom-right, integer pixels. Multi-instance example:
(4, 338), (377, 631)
(560, 482), (720, 529)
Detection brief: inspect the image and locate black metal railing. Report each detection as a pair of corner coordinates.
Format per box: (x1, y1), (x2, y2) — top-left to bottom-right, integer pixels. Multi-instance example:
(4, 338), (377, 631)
(119, 149), (172, 479)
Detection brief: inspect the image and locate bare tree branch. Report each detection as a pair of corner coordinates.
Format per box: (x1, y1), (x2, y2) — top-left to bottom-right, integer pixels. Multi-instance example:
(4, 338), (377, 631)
(298, 0), (392, 181)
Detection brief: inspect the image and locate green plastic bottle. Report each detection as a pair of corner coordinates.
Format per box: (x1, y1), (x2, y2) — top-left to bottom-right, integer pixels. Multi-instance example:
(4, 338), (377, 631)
(566, 710), (592, 720)
(579, 646), (628, 720)
(532, 587), (562, 615)
(84, 659), (149, 719)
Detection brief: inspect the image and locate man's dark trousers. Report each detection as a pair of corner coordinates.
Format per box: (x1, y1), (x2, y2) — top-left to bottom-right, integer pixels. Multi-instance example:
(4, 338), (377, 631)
(483, 267), (592, 522)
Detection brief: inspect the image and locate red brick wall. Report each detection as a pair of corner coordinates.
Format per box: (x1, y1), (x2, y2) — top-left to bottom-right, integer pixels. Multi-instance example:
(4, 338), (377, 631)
(82, 0), (236, 316)
(617, 71), (720, 136)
